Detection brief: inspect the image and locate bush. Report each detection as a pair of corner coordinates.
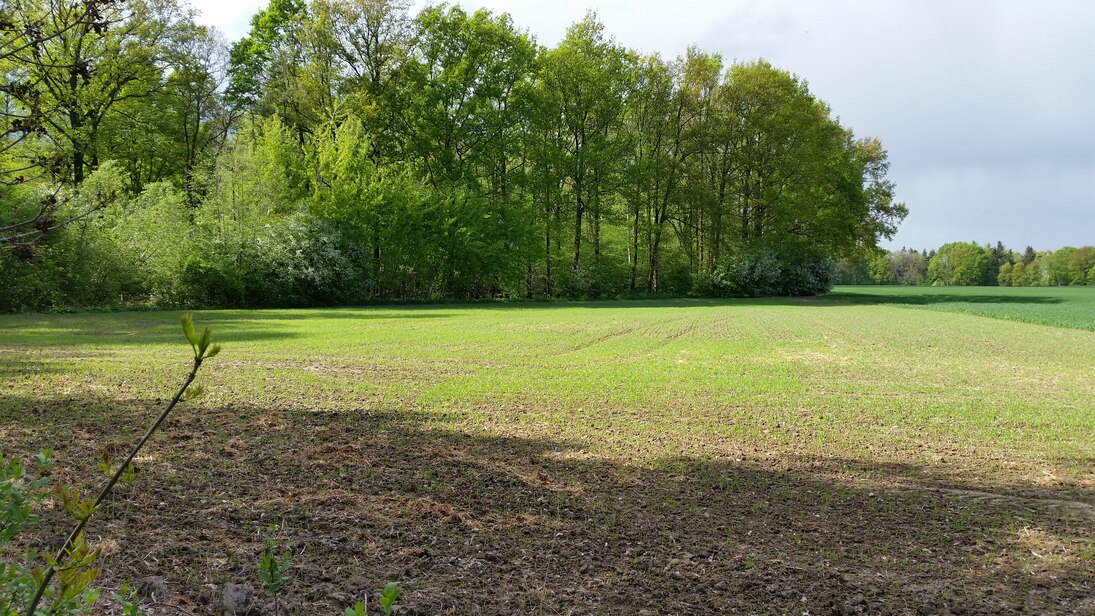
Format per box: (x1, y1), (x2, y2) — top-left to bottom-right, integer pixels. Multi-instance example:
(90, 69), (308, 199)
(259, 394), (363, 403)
(779, 253), (837, 296)
(107, 182), (196, 305)
(693, 246), (835, 297)
(0, 164), (142, 311)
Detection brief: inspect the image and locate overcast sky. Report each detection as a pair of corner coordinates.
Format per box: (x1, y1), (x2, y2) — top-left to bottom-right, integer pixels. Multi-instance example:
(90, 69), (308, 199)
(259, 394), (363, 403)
(189, 0), (1095, 251)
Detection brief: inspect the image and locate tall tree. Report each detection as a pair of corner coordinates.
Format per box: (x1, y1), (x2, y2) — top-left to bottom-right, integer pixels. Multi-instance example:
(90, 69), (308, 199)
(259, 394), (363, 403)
(534, 14), (633, 277)
(402, 5), (535, 191)
(319, 0), (412, 159)
(99, 21), (230, 198)
(622, 53), (677, 291)
(2, 0), (184, 184)
(929, 242), (988, 285)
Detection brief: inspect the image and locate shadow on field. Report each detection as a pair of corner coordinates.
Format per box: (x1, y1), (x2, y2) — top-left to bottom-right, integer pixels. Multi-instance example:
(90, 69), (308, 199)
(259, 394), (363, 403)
(0, 356), (63, 378)
(410, 290), (1068, 311)
(271, 291), (1067, 313)
(0, 310), (454, 350)
(201, 309), (459, 321)
(822, 291), (1066, 306)
(0, 324), (300, 350)
(3, 394), (1091, 615)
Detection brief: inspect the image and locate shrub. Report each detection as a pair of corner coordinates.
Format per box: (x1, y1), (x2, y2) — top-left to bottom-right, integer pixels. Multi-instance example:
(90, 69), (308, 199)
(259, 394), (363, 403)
(693, 245), (834, 297)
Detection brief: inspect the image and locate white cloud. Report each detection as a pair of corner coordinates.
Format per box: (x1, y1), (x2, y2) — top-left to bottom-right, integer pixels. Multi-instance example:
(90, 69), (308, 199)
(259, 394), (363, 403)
(188, 0), (265, 42)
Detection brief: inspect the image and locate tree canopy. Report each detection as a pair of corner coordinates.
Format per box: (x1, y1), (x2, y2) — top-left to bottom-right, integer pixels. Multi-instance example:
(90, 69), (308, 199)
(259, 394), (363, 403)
(1, 0), (912, 310)
(836, 242), (1095, 288)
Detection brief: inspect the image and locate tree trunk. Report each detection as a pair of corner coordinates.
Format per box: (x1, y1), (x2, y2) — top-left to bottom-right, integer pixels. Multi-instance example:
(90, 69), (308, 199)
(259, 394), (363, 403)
(544, 201), (553, 292)
(526, 261), (533, 299)
(372, 222), (382, 297)
(572, 193), (584, 274)
(648, 228), (662, 294)
(629, 203), (640, 291)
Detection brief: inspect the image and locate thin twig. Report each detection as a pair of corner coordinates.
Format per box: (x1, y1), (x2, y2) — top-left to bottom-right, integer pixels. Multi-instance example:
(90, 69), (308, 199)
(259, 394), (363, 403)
(24, 357), (204, 616)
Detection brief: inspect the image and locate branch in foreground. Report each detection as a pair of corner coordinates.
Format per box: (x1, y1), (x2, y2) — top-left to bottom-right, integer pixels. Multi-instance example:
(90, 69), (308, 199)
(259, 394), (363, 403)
(23, 313), (221, 616)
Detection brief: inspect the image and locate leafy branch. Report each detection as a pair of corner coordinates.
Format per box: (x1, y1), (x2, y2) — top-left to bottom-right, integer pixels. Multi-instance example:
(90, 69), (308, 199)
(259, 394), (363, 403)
(23, 313), (220, 616)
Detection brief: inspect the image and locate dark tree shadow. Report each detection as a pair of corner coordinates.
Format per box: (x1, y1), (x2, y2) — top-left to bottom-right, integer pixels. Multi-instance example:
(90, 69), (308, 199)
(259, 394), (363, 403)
(0, 356), (66, 378)
(821, 290), (1066, 306)
(2, 395), (1091, 615)
(0, 310), (454, 351)
(0, 291), (1071, 343)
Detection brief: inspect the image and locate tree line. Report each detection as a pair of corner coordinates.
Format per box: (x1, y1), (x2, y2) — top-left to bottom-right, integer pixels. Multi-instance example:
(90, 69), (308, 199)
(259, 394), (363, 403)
(1, 0), (907, 310)
(838, 243), (1095, 287)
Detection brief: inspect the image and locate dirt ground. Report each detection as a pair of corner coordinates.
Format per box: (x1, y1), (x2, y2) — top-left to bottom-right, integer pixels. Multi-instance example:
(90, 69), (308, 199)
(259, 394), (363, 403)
(4, 395), (1092, 615)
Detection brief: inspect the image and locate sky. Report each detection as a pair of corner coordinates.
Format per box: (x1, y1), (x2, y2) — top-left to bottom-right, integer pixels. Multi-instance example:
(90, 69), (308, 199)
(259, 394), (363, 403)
(188, 0), (1095, 251)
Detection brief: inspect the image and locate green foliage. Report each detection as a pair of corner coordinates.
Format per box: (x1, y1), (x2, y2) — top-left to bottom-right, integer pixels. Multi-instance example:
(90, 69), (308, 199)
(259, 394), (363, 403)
(1065, 246), (1095, 285)
(1011, 261), (1028, 287)
(0, 453), (51, 543)
(928, 242), (989, 286)
(339, 582), (399, 616)
(181, 312), (220, 360)
(0, 0), (188, 185)
(888, 249), (928, 285)
(110, 585), (143, 616)
(0, 452), (101, 616)
(227, 0), (307, 109)
(105, 182), (197, 303)
(838, 243), (1092, 289)
(0, 163), (138, 311)
(695, 245), (835, 297)
(868, 252), (894, 284)
(834, 257), (871, 285)
(4, 1), (915, 309)
(257, 521), (291, 616)
(377, 582), (401, 616)
(404, 5), (536, 190)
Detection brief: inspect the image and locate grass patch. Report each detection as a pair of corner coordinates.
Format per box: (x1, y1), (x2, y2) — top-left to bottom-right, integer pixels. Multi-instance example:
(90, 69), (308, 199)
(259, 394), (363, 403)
(827, 284), (1095, 331)
(2, 290), (1093, 613)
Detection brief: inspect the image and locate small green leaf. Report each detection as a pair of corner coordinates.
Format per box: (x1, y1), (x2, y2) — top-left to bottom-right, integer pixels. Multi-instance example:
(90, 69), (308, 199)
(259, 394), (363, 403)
(181, 313), (197, 347)
(206, 343), (222, 358)
(182, 384), (205, 402)
(34, 450), (52, 469)
(198, 326), (212, 355)
(378, 582), (401, 615)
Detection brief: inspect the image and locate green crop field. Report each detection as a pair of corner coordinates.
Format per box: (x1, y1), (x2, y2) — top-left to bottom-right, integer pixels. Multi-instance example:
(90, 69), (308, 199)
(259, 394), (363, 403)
(829, 284), (1095, 331)
(2, 287), (1093, 614)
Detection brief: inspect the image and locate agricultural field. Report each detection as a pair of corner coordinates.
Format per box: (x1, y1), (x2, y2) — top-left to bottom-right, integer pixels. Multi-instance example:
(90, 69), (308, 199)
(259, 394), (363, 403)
(1, 286), (1093, 614)
(829, 285), (1095, 331)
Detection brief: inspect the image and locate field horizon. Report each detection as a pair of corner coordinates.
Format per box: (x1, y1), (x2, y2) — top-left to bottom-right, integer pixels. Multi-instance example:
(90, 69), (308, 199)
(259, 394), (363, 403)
(2, 286), (1092, 613)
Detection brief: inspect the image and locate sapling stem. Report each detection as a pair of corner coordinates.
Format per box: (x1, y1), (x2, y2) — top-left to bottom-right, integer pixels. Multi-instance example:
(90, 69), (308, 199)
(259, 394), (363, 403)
(25, 314), (218, 616)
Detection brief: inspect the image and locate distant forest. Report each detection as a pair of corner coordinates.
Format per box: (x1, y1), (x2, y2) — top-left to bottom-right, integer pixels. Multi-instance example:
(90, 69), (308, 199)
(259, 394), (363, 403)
(838, 243), (1095, 287)
(0, 0), (958, 310)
